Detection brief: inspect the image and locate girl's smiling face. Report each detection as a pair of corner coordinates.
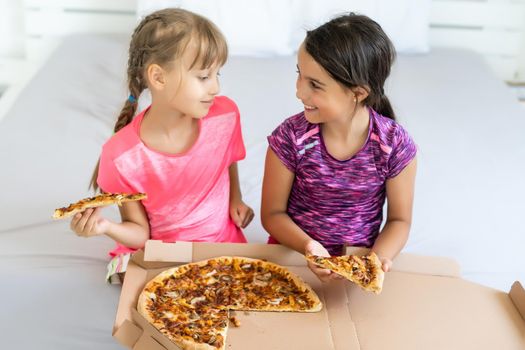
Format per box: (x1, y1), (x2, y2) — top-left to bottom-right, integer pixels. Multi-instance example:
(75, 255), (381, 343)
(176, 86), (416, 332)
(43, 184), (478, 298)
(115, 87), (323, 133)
(295, 42), (357, 124)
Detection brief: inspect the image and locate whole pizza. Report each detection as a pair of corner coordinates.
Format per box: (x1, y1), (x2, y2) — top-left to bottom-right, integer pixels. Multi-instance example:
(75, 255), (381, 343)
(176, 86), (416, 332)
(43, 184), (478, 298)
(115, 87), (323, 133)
(137, 256), (322, 350)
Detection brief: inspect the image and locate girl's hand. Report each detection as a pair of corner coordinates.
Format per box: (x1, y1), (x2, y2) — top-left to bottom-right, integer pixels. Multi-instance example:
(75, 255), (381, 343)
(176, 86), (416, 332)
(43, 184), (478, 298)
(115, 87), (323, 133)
(377, 255), (393, 272)
(70, 207), (111, 238)
(304, 240), (343, 282)
(229, 200), (254, 229)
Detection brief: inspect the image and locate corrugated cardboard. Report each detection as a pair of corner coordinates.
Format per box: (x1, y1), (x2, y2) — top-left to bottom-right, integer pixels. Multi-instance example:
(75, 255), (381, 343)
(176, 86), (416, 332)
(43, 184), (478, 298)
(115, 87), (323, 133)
(113, 240), (525, 350)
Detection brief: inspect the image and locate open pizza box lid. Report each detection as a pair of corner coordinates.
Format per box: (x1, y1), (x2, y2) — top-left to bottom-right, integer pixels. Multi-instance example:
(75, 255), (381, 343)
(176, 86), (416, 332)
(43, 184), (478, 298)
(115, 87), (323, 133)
(113, 240), (525, 350)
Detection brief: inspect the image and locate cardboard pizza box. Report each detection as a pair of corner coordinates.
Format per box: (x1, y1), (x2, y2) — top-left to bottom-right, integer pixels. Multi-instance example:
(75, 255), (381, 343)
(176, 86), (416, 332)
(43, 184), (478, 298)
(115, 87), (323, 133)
(112, 240), (525, 350)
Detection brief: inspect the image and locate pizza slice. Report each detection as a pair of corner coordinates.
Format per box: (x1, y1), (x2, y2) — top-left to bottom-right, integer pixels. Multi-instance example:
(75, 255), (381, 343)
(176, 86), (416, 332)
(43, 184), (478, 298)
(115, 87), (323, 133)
(306, 252), (384, 294)
(52, 192), (147, 219)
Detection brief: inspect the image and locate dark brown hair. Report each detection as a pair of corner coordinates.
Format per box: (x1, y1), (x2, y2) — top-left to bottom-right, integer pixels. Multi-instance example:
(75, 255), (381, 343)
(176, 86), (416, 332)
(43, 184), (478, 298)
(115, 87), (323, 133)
(90, 8), (228, 191)
(305, 13), (396, 120)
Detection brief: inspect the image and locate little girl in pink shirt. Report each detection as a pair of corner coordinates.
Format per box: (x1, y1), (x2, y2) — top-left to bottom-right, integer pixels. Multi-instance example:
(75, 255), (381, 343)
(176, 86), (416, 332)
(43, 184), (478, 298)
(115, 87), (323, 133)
(69, 8), (253, 281)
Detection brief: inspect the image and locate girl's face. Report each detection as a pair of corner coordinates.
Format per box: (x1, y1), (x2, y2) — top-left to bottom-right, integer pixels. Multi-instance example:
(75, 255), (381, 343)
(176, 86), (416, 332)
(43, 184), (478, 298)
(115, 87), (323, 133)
(296, 43), (356, 124)
(158, 43), (222, 118)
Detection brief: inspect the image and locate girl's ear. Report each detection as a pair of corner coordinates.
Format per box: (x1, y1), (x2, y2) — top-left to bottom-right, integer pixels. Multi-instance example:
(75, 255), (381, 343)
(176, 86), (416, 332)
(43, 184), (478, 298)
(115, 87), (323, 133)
(146, 64), (166, 91)
(351, 86), (370, 104)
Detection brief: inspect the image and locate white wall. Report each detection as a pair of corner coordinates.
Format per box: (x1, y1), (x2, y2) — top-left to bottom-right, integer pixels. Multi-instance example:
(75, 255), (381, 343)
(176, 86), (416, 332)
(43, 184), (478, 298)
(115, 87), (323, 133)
(0, 0), (25, 59)
(3, 0), (525, 82)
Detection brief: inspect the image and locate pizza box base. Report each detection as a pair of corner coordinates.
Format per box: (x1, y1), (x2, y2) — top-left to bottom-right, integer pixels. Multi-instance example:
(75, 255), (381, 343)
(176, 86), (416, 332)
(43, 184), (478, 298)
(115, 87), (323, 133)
(112, 240), (525, 350)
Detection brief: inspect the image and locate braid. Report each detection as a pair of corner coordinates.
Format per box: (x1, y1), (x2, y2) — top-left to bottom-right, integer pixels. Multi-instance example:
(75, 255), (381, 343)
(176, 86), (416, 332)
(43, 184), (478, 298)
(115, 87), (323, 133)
(114, 74), (143, 133)
(89, 27), (149, 191)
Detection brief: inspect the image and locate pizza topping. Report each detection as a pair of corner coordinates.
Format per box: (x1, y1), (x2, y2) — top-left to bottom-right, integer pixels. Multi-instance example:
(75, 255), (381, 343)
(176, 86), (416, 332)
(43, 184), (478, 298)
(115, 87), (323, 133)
(190, 296), (206, 306)
(165, 291), (179, 298)
(219, 274), (233, 282)
(229, 316), (241, 327)
(268, 297), (283, 305)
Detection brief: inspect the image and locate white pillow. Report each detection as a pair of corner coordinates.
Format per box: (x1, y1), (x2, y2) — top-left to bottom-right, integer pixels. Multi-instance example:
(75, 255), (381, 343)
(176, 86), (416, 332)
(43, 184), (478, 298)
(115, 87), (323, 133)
(291, 0), (431, 54)
(137, 0), (295, 56)
(136, 0), (430, 55)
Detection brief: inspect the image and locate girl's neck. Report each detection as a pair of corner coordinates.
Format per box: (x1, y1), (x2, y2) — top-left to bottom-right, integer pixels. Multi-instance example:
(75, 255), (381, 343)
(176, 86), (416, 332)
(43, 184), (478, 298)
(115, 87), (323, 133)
(322, 105), (369, 142)
(139, 101), (200, 155)
(145, 102), (194, 133)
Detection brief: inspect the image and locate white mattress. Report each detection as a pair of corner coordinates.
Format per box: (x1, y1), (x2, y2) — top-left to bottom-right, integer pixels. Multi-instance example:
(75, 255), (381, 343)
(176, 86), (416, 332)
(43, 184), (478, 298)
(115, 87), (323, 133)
(1, 34), (524, 348)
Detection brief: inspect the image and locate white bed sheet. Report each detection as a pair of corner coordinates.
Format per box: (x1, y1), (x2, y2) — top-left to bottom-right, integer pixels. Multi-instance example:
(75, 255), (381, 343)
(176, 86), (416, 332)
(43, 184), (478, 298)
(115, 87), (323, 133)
(0, 34), (524, 348)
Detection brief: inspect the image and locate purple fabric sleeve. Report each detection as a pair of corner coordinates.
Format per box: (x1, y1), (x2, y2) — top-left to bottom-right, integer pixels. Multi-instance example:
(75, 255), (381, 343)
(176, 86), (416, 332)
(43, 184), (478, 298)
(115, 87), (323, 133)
(386, 126), (417, 178)
(267, 119), (298, 172)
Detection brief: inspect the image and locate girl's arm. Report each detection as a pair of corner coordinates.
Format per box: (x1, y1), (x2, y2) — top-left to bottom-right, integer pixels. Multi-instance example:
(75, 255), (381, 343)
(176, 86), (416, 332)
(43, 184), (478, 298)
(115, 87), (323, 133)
(70, 201), (150, 249)
(371, 157), (417, 271)
(261, 148), (311, 252)
(261, 148), (340, 282)
(228, 162), (254, 228)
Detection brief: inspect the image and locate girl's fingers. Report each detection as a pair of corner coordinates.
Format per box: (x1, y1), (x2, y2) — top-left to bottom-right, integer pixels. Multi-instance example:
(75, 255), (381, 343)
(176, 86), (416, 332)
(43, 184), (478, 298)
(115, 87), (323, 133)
(70, 213), (82, 230)
(241, 209), (254, 228)
(77, 209), (93, 233)
(331, 273), (344, 280)
(232, 209), (243, 228)
(84, 215), (97, 236)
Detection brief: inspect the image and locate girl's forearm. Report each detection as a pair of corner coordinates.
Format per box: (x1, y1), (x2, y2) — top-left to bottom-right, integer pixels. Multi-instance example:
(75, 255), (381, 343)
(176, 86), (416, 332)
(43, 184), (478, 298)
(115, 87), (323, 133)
(228, 162), (242, 203)
(262, 212), (312, 254)
(104, 221), (149, 249)
(371, 219), (410, 260)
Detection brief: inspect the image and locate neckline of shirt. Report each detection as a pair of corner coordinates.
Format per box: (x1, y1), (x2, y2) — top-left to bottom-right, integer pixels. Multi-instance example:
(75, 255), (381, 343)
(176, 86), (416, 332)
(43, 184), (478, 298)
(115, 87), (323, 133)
(317, 107), (374, 163)
(133, 105), (204, 158)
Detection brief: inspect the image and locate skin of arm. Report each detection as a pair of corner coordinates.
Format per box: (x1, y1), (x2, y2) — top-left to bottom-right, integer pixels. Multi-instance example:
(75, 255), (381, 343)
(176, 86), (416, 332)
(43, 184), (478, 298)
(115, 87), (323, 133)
(70, 200), (150, 249)
(261, 147), (341, 282)
(371, 157), (417, 271)
(228, 162), (254, 228)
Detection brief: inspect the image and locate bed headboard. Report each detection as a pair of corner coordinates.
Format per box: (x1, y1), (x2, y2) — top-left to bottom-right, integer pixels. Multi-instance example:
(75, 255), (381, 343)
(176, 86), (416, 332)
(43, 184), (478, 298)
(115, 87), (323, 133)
(429, 0), (525, 82)
(23, 0), (525, 82)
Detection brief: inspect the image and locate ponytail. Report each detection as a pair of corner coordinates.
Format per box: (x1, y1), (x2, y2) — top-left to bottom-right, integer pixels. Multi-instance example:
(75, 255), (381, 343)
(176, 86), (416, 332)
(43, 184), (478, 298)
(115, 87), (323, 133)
(369, 93), (396, 121)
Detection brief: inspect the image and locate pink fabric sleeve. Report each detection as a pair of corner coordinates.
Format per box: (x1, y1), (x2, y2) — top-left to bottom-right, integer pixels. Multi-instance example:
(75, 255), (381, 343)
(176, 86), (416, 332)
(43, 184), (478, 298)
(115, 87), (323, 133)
(229, 103), (246, 164)
(97, 147), (134, 193)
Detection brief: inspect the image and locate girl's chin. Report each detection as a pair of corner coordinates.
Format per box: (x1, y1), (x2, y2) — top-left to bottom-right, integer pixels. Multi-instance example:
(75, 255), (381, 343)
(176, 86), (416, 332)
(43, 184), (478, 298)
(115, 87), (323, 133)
(304, 109), (321, 123)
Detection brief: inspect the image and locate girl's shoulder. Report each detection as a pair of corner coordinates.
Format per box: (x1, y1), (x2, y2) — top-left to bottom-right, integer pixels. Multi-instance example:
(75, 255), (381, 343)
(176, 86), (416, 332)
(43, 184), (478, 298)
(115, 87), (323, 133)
(274, 111), (317, 140)
(101, 115), (142, 158)
(205, 95), (239, 120)
(369, 109), (415, 149)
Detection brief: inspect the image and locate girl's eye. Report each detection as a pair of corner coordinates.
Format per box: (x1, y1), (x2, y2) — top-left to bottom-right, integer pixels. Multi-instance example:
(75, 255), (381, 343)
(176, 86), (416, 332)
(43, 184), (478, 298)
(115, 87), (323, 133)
(310, 81), (320, 89)
(199, 76), (209, 81)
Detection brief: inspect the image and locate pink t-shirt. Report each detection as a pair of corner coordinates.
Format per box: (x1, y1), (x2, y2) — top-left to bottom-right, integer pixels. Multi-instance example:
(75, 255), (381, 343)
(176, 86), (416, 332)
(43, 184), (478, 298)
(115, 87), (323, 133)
(97, 96), (247, 257)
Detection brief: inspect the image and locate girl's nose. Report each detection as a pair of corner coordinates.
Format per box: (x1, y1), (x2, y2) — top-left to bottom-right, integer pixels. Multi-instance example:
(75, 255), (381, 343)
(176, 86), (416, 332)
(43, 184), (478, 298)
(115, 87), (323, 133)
(209, 77), (220, 96)
(296, 79), (306, 101)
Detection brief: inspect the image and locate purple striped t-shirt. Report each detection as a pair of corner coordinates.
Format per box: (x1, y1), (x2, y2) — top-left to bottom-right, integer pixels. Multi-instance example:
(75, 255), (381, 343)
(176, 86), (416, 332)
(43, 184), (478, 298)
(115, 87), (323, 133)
(267, 108), (417, 255)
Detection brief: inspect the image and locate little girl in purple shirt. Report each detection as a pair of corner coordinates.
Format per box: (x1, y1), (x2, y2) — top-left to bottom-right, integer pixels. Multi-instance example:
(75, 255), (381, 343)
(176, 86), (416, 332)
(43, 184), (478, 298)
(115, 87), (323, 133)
(261, 13), (417, 282)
